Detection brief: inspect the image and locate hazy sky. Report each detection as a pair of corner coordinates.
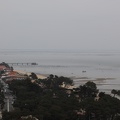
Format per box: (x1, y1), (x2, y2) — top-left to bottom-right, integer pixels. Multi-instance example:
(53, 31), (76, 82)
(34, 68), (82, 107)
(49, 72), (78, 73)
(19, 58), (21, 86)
(0, 0), (120, 50)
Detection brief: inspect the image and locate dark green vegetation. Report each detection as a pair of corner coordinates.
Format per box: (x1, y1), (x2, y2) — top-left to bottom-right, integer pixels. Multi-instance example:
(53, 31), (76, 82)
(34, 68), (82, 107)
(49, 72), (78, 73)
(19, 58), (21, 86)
(2, 75), (120, 120)
(29, 72), (38, 80)
(0, 82), (4, 110)
(0, 62), (13, 75)
(0, 62), (10, 68)
(111, 89), (120, 97)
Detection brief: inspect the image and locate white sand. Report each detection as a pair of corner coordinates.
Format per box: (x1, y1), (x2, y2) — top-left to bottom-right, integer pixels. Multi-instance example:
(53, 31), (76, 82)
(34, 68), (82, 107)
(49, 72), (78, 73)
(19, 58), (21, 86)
(15, 70), (47, 79)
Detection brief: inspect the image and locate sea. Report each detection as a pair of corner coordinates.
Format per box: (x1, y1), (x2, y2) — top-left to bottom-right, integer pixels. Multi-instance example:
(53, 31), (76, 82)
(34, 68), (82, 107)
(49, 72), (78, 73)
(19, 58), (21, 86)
(0, 49), (120, 93)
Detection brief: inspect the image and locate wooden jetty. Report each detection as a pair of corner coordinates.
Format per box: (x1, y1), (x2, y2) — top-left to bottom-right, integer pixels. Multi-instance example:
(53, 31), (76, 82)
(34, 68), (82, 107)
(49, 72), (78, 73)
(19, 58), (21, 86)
(7, 63), (38, 66)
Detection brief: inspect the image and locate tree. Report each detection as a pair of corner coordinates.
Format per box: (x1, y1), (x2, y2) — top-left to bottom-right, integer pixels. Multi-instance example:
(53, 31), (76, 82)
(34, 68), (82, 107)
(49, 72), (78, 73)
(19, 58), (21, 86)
(0, 82), (5, 109)
(78, 81), (98, 100)
(0, 62), (10, 68)
(85, 81), (97, 90)
(111, 89), (118, 97)
(3, 76), (120, 120)
(99, 92), (105, 98)
(37, 75), (73, 89)
(29, 72), (38, 80)
(117, 90), (120, 96)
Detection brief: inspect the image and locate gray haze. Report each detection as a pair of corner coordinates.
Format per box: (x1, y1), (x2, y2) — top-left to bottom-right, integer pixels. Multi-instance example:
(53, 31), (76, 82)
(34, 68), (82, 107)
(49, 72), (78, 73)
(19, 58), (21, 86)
(0, 0), (120, 51)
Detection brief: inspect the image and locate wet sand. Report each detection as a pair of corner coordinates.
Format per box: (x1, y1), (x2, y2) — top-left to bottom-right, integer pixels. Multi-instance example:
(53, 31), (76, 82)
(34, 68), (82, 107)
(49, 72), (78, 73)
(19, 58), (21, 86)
(16, 70), (119, 94)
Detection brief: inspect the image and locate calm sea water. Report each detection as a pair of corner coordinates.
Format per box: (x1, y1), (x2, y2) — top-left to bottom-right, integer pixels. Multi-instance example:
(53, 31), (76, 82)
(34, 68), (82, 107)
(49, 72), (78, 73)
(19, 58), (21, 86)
(0, 49), (120, 92)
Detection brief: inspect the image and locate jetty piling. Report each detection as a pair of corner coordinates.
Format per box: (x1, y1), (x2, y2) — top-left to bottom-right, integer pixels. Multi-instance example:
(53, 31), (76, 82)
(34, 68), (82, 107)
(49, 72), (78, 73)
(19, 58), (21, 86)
(7, 63), (38, 66)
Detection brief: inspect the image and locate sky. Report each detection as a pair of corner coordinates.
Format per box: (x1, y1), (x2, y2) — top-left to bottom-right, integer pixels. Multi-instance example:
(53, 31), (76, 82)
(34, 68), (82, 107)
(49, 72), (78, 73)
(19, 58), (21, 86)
(0, 0), (120, 51)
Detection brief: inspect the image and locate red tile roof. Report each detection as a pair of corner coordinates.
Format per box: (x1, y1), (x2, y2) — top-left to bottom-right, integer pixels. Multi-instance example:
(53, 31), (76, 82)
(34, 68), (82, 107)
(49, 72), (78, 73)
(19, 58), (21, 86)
(0, 65), (6, 70)
(7, 71), (19, 76)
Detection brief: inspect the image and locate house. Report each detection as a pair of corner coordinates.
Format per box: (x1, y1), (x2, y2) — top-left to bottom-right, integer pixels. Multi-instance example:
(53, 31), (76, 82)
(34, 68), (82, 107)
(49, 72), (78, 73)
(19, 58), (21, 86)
(0, 62), (11, 74)
(1, 71), (27, 83)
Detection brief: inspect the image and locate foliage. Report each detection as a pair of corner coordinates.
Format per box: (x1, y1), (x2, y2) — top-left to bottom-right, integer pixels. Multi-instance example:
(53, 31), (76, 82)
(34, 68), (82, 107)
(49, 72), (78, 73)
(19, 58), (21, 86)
(37, 74), (73, 89)
(29, 72), (38, 79)
(2, 77), (120, 120)
(85, 81), (97, 90)
(111, 89), (120, 97)
(77, 81), (98, 101)
(0, 82), (5, 109)
(111, 89), (118, 97)
(0, 62), (10, 68)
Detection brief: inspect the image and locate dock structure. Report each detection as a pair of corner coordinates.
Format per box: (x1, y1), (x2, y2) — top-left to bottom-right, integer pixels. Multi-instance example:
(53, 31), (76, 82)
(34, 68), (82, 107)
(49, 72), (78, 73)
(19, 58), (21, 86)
(7, 63), (38, 66)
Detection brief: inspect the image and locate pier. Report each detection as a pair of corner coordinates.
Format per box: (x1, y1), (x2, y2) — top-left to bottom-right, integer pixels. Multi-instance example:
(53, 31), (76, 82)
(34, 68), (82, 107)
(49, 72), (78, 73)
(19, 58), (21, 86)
(7, 63), (38, 66)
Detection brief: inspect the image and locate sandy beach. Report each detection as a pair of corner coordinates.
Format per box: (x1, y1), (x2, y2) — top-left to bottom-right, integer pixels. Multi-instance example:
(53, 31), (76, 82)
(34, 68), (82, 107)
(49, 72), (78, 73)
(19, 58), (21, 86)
(15, 70), (47, 79)
(16, 70), (119, 92)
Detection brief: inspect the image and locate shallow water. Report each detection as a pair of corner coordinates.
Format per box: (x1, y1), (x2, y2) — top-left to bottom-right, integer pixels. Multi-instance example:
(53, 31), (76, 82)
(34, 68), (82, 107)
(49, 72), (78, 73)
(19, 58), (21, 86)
(0, 49), (120, 92)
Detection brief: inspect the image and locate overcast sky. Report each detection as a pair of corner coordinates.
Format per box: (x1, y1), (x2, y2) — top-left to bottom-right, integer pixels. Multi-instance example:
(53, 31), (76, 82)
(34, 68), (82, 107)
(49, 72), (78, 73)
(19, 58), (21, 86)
(0, 0), (120, 51)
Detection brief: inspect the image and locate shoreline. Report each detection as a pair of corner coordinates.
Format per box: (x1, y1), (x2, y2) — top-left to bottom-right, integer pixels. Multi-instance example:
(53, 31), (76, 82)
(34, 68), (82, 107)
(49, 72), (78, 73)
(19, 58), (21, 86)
(15, 70), (47, 79)
(15, 70), (119, 94)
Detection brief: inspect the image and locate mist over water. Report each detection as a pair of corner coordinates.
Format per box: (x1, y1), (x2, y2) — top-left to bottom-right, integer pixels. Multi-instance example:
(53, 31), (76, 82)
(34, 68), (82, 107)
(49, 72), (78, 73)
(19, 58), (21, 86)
(0, 49), (120, 92)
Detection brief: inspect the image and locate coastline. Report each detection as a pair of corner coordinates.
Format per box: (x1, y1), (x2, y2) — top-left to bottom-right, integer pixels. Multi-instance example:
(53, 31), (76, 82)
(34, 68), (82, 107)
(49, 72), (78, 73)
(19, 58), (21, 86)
(15, 70), (119, 94)
(15, 70), (47, 79)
